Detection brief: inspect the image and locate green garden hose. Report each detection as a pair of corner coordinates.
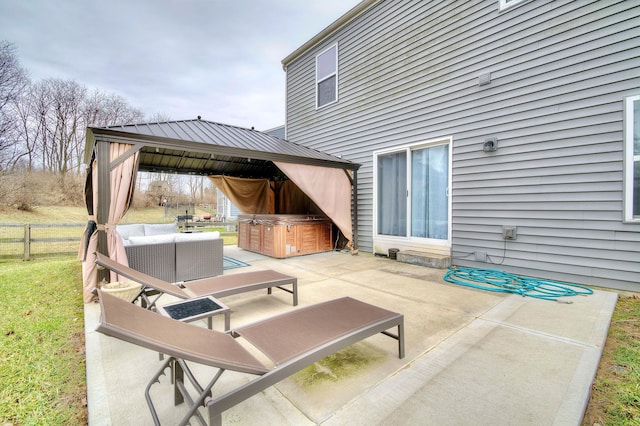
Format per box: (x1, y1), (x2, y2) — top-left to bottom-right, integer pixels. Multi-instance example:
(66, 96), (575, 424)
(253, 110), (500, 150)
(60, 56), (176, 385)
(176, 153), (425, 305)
(444, 266), (593, 301)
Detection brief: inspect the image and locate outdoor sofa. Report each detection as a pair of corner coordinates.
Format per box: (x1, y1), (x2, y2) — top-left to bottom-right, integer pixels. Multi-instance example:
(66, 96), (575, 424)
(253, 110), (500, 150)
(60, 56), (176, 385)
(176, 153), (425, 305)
(117, 223), (224, 282)
(95, 252), (298, 309)
(96, 289), (405, 426)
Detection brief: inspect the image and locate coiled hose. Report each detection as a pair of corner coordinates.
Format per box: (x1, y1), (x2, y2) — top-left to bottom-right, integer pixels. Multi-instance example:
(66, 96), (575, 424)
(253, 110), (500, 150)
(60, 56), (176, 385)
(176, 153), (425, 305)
(444, 266), (593, 301)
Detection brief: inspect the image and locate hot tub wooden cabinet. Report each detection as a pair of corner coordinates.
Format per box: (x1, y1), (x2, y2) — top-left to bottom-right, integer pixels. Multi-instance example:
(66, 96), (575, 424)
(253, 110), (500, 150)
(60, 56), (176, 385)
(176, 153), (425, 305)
(238, 214), (333, 258)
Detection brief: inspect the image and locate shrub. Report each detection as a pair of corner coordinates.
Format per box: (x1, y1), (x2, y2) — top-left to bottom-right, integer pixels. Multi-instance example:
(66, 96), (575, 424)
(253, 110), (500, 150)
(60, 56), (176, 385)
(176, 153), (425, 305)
(0, 170), (85, 211)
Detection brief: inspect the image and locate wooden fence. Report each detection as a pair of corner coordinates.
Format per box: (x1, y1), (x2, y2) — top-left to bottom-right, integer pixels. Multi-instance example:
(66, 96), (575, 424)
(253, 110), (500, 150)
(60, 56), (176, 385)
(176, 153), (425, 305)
(0, 223), (85, 260)
(0, 223), (238, 260)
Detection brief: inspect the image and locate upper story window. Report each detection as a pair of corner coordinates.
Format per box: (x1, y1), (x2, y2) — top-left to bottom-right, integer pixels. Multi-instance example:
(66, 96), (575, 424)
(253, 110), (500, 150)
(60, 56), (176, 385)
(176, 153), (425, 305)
(499, 0), (526, 10)
(316, 44), (338, 108)
(624, 95), (640, 222)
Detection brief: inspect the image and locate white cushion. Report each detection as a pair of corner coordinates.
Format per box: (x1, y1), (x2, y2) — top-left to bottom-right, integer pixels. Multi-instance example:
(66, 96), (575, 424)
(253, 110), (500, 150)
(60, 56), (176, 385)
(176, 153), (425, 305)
(117, 224), (145, 240)
(128, 234), (176, 245)
(173, 231), (220, 242)
(144, 223), (177, 236)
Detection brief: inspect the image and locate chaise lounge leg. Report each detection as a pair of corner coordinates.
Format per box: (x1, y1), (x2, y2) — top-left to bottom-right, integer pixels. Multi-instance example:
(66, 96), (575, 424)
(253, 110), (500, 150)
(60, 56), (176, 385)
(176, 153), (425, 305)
(209, 412), (222, 426)
(174, 359), (184, 405)
(145, 357), (173, 426)
(398, 322), (405, 359)
(381, 320), (405, 359)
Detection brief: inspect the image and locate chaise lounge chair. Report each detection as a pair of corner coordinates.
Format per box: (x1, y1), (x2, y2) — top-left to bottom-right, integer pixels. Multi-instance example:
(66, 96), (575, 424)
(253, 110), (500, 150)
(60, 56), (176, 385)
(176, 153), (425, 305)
(94, 252), (297, 309)
(96, 289), (405, 426)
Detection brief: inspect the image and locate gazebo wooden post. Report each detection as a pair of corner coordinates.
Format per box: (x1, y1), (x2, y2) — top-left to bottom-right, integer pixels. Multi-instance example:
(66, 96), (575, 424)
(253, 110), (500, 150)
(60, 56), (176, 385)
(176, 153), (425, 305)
(96, 138), (111, 284)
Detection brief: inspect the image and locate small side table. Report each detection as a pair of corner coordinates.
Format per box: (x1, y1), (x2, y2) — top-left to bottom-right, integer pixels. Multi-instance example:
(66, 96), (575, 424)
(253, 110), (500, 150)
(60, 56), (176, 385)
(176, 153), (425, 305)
(158, 296), (230, 331)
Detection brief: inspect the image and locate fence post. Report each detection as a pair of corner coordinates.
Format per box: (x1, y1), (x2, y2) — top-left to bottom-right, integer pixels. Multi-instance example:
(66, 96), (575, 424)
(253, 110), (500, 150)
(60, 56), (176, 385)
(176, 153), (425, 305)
(23, 224), (31, 261)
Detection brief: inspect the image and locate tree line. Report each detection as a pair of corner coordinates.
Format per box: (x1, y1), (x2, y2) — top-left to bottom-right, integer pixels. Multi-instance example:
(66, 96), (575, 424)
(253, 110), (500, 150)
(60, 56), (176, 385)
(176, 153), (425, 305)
(0, 41), (219, 211)
(0, 40), (158, 174)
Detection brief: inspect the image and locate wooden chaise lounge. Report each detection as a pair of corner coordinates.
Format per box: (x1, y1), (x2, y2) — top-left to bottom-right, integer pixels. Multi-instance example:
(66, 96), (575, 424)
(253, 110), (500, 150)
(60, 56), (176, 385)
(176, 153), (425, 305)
(96, 290), (405, 426)
(94, 252), (297, 309)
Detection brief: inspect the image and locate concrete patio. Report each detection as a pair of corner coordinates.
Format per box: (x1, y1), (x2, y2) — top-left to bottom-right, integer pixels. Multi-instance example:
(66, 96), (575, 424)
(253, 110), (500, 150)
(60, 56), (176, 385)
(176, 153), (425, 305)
(84, 246), (618, 425)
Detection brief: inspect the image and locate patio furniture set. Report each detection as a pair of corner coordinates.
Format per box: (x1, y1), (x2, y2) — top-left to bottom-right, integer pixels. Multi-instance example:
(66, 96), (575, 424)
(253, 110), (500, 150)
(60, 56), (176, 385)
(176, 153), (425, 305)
(117, 223), (224, 282)
(94, 230), (405, 425)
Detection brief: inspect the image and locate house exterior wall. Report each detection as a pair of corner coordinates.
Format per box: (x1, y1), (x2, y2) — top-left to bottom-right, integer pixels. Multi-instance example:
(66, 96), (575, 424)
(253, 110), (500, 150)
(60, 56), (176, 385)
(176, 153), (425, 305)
(284, 0), (640, 291)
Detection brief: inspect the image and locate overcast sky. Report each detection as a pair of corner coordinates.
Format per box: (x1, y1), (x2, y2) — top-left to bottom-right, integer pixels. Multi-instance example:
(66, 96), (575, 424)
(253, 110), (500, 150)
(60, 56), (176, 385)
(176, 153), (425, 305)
(0, 0), (361, 131)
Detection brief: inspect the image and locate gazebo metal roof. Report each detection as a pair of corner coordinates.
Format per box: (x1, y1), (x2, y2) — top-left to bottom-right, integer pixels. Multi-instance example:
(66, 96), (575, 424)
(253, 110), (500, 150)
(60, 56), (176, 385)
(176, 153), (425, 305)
(86, 119), (359, 179)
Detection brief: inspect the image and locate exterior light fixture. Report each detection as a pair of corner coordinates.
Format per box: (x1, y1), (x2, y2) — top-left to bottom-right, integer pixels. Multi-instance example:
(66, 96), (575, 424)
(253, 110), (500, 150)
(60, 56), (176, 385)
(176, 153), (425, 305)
(483, 137), (498, 152)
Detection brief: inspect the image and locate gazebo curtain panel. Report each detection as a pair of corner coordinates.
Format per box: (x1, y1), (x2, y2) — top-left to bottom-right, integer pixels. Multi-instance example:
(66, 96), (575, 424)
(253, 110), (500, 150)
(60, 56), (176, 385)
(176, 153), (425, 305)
(207, 176), (272, 214)
(274, 162), (353, 245)
(79, 142), (139, 303)
(207, 176), (324, 217)
(210, 163), (353, 245)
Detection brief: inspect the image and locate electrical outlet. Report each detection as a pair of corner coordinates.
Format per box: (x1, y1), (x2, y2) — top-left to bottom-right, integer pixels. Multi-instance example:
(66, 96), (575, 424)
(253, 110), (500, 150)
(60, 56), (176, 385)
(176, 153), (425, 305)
(502, 225), (517, 240)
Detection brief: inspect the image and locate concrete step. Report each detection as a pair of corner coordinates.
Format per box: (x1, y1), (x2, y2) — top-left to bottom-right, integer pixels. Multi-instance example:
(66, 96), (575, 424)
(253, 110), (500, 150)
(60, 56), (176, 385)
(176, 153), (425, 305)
(396, 250), (451, 269)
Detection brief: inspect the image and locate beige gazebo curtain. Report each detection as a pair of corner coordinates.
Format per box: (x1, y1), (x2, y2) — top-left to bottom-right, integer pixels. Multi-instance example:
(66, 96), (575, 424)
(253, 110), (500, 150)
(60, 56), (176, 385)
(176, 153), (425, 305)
(208, 176), (272, 214)
(79, 142), (139, 303)
(274, 162), (353, 245)
(78, 154), (99, 303)
(274, 180), (323, 215)
(210, 164), (353, 245)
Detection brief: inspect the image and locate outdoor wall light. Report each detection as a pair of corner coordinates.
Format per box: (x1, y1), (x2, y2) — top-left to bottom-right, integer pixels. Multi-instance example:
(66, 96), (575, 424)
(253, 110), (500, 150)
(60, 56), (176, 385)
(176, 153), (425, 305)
(483, 137), (498, 152)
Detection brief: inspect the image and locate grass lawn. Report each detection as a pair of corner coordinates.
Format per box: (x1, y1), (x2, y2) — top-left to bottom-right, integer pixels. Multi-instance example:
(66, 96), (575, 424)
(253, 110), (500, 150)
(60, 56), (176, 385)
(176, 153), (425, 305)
(582, 294), (640, 425)
(0, 205), (185, 224)
(0, 257), (86, 425)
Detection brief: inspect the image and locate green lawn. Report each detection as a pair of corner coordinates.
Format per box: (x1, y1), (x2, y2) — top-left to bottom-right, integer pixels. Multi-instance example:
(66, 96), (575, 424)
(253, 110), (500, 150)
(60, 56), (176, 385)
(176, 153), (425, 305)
(0, 205), (207, 224)
(583, 295), (640, 424)
(0, 257), (86, 425)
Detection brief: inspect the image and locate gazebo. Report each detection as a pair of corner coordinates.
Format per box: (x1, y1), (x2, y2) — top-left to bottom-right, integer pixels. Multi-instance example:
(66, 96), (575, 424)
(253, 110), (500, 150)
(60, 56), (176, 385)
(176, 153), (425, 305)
(78, 118), (360, 302)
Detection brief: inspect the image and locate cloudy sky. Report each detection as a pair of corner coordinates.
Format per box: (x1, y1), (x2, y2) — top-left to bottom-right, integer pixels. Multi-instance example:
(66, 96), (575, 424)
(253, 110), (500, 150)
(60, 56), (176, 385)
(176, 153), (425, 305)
(0, 0), (361, 131)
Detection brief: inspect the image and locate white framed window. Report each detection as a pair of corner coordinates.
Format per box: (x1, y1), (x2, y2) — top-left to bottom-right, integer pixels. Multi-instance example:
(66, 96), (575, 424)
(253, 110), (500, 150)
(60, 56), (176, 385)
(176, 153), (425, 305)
(316, 44), (338, 108)
(499, 0), (526, 10)
(624, 95), (640, 222)
(374, 138), (452, 243)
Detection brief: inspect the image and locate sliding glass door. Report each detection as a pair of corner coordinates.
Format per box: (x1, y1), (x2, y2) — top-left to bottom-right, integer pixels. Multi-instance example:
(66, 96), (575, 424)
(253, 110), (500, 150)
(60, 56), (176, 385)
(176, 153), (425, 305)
(377, 151), (407, 236)
(376, 140), (450, 243)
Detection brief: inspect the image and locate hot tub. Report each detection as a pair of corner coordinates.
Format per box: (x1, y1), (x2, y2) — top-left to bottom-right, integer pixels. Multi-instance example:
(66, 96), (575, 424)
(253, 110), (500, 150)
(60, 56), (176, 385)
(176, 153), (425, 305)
(238, 214), (333, 258)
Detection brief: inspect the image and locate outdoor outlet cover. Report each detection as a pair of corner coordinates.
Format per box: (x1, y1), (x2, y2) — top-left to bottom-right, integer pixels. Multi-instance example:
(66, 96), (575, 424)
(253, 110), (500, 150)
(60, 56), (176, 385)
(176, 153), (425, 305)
(502, 225), (517, 239)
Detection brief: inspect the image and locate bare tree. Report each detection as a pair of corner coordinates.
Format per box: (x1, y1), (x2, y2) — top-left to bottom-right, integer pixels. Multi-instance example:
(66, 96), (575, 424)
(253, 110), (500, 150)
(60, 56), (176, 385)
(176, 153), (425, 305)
(148, 112), (172, 122)
(81, 89), (144, 167)
(84, 89), (144, 127)
(31, 78), (87, 174)
(14, 81), (145, 175)
(11, 83), (43, 170)
(188, 175), (200, 202)
(0, 41), (29, 170)
(3, 43), (146, 176)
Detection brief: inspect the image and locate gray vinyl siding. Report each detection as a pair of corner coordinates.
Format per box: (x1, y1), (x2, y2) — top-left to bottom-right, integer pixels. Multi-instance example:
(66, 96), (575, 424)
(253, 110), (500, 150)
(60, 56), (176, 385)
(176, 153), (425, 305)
(284, 0), (640, 291)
